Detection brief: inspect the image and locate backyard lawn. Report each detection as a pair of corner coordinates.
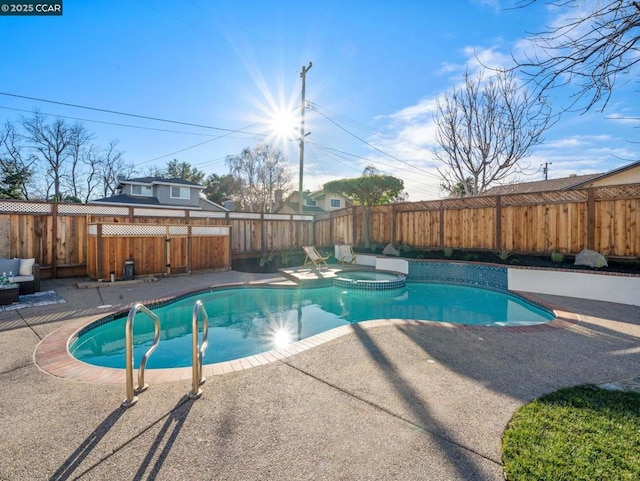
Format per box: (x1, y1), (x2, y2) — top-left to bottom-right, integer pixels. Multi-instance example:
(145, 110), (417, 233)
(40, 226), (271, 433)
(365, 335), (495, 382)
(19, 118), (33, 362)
(502, 385), (640, 480)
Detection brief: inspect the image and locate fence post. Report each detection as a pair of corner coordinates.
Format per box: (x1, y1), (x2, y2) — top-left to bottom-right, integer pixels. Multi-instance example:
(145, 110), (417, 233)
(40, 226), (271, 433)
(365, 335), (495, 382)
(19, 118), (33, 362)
(187, 225), (193, 273)
(260, 212), (266, 254)
(329, 211), (334, 245)
(439, 200), (445, 248)
(391, 204), (397, 246)
(587, 188), (596, 250)
(351, 206), (357, 246)
(96, 223), (103, 280)
(495, 195), (502, 251)
(51, 202), (58, 278)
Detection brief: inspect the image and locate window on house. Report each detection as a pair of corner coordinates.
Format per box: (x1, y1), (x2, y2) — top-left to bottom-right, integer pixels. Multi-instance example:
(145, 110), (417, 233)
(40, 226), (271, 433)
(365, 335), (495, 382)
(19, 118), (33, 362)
(305, 198), (317, 206)
(330, 199), (341, 208)
(171, 186), (191, 200)
(131, 185), (153, 196)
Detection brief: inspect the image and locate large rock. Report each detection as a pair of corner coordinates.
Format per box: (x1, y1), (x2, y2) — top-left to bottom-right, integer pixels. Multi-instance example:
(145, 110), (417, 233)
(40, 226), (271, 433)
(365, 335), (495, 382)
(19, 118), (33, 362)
(574, 249), (608, 268)
(382, 243), (400, 256)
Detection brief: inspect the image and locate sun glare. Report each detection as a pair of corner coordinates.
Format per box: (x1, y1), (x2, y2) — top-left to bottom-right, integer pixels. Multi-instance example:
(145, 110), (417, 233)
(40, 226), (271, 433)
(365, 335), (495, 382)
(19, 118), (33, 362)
(271, 327), (292, 349)
(269, 108), (298, 141)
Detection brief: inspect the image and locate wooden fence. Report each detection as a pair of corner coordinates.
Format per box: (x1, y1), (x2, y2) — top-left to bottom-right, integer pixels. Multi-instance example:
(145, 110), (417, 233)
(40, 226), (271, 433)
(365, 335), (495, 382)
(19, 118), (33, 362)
(315, 184), (640, 257)
(0, 201), (313, 278)
(0, 183), (638, 279)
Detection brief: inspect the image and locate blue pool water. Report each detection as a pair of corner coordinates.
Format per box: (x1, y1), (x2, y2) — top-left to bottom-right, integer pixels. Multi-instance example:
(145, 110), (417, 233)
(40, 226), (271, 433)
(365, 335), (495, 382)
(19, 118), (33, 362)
(69, 283), (554, 369)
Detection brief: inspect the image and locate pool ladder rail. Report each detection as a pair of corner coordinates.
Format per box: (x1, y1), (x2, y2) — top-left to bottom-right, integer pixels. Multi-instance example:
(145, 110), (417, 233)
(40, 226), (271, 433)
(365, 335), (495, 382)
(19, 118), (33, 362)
(189, 300), (209, 400)
(121, 301), (210, 408)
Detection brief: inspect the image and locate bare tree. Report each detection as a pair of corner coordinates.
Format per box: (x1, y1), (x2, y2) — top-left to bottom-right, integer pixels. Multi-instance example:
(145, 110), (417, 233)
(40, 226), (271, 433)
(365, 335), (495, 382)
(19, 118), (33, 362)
(226, 143), (292, 212)
(255, 144), (291, 212)
(86, 141), (132, 200)
(66, 124), (94, 202)
(516, 0), (640, 112)
(0, 121), (36, 199)
(97, 140), (135, 197)
(21, 112), (92, 201)
(434, 69), (552, 196)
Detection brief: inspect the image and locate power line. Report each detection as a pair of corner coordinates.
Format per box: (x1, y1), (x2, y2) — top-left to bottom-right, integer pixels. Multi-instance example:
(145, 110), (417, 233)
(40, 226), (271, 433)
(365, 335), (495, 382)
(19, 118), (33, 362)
(0, 91), (264, 135)
(306, 141), (441, 199)
(0, 106), (242, 138)
(138, 123), (262, 165)
(312, 106), (442, 180)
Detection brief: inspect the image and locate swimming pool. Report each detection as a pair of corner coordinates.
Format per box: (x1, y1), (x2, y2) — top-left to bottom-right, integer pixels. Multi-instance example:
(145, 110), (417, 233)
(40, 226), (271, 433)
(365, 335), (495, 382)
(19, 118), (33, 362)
(69, 283), (554, 370)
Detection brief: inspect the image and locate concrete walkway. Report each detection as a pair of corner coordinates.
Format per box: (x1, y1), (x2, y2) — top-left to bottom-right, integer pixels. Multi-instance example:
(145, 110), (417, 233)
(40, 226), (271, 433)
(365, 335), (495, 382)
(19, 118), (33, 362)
(0, 271), (638, 480)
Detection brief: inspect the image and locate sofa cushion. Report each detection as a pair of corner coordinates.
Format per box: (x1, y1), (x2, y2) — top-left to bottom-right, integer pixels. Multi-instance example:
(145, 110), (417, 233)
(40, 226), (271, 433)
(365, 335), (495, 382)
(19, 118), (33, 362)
(9, 275), (34, 283)
(0, 258), (20, 277)
(19, 258), (35, 276)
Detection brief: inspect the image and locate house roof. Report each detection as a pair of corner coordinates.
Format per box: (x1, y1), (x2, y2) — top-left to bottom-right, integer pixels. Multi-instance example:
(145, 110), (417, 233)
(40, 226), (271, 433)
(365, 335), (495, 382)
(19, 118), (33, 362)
(482, 173), (602, 195)
(118, 177), (203, 188)
(287, 202), (325, 214)
(198, 195), (229, 212)
(482, 160), (640, 196)
(570, 160), (640, 188)
(90, 193), (162, 206)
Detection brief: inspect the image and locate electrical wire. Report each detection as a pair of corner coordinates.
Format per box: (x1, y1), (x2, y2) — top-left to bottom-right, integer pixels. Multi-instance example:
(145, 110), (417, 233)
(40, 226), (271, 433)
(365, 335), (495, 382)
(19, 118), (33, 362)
(311, 107), (442, 181)
(0, 105), (243, 138)
(306, 141), (441, 199)
(0, 91), (265, 136)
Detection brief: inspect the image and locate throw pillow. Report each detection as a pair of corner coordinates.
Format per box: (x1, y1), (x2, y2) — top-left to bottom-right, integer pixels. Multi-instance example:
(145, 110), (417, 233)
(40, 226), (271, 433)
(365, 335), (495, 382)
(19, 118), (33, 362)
(0, 258), (21, 277)
(19, 258), (36, 276)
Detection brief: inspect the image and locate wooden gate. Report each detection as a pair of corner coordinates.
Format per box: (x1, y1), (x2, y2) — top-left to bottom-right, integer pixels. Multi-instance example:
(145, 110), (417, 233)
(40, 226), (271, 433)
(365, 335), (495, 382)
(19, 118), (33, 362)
(87, 223), (231, 280)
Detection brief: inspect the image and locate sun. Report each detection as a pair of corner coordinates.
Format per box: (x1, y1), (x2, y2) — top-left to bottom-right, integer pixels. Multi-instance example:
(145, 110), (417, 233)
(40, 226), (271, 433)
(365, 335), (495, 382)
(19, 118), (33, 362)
(269, 108), (298, 141)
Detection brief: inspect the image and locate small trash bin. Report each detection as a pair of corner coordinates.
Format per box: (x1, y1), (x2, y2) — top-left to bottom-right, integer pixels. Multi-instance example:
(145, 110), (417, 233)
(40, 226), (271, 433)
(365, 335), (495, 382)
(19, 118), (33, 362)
(123, 259), (134, 281)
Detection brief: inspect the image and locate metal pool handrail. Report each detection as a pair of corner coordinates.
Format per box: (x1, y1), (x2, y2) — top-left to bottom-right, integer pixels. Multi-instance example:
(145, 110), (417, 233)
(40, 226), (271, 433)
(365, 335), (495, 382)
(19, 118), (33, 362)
(122, 303), (161, 408)
(189, 300), (209, 399)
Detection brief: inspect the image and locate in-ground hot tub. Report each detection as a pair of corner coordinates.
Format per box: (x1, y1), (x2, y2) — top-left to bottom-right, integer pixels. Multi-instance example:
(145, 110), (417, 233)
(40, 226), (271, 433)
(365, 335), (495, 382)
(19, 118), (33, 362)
(333, 270), (406, 290)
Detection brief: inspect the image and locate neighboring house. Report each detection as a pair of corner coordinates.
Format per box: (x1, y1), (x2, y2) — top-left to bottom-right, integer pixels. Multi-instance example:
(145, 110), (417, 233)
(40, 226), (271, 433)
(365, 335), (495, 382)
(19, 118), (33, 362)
(274, 189), (352, 215)
(482, 161), (640, 196)
(91, 176), (228, 211)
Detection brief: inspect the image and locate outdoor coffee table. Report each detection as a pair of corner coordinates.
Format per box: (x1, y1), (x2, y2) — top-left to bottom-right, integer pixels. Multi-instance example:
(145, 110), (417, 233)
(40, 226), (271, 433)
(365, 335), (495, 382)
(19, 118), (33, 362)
(0, 284), (19, 305)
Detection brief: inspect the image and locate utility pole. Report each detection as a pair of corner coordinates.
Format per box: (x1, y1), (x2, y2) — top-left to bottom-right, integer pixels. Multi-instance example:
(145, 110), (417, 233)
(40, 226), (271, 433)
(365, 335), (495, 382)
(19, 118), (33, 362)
(541, 162), (552, 180)
(298, 61), (312, 214)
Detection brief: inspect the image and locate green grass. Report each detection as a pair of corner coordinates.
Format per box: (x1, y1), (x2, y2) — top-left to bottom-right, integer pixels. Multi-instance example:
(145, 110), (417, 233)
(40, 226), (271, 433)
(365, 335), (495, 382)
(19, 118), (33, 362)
(502, 385), (640, 481)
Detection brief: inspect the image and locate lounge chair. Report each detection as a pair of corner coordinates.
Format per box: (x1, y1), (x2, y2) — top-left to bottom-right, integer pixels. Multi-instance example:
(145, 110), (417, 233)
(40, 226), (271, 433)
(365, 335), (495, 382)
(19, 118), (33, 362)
(336, 244), (357, 264)
(302, 246), (329, 269)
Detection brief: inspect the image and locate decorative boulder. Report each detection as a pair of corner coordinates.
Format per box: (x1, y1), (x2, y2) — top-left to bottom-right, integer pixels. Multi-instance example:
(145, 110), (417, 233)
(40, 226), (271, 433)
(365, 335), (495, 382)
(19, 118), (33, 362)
(574, 249), (608, 268)
(382, 243), (400, 256)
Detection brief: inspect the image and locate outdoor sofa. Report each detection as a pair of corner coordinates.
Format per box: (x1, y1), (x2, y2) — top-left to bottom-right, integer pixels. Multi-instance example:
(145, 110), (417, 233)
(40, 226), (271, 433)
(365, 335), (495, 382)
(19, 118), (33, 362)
(0, 258), (41, 295)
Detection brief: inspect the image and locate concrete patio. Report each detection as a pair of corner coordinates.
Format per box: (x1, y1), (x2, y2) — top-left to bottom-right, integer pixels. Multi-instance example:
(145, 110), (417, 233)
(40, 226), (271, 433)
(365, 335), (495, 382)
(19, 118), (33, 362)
(0, 270), (638, 480)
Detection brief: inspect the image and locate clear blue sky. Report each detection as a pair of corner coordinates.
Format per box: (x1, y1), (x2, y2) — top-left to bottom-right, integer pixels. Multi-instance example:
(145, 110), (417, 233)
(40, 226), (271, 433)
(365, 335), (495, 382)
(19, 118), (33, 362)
(1, 0), (638, 200)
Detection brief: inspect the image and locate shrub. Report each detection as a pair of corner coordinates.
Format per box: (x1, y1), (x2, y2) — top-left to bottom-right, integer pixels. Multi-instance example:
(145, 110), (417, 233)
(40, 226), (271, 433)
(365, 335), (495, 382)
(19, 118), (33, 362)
(280, 249), (292, 266)
(443, 247), (454, 258)
(259, 251), (274, 267)
(550, 251), (564, 263)
(497, 249), (513, 262)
